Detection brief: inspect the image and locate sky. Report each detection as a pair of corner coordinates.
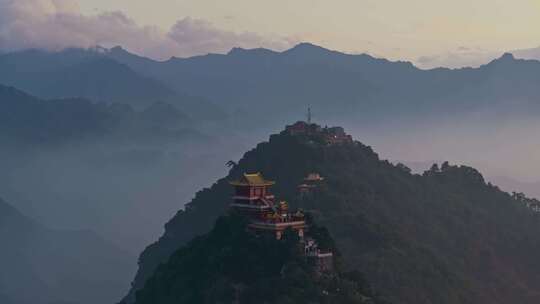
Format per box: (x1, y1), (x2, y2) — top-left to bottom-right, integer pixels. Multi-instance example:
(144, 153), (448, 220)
(1, 0), (540, 68)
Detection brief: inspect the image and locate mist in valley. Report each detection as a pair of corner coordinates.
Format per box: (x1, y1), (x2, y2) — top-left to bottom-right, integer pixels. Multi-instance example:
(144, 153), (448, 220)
(2, 0), (540, 302)
(0, 138), (251, 303)
(3, 108), (540, 304)
(4, 103), (540, 253)
(2, 42), (540, 304)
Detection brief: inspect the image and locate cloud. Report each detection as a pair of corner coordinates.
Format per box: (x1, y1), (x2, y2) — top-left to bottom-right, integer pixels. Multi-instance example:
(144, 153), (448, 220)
(512, 46), (540, 61)
(417, 55), (440, 65)
(167, 17), (295, 57)
(0, 0), (296, 60)
(416, 44), (540, 69)
(415, 47), (501, 69)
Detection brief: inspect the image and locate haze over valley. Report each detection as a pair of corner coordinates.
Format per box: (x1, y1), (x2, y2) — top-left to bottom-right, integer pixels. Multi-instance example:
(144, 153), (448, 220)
(2, 1), (540, 303)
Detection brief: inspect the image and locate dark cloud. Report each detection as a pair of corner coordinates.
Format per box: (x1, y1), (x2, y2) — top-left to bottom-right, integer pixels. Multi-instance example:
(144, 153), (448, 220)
(0, 0), (296, 59)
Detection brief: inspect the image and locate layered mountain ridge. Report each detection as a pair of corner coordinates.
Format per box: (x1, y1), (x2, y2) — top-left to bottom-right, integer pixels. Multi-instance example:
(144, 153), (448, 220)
(104, 44), (540, 123)
(4, 43), (540, 304)
(0, 48), (224, 121)
(3, 43), (540, 130)
(0, 197), (134, 304)
(0, 84), (209, 148)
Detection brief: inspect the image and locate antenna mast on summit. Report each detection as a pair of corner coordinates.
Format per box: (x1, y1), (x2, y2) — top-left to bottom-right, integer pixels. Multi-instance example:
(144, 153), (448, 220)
(307, 107), (312, 124)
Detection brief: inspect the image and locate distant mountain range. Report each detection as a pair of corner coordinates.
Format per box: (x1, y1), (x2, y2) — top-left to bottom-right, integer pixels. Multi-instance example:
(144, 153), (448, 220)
(4, 43), (540, 304)
(97, 43), (540, 124)
(0, 49), (173, 105)
(0, 49), (224, 121)
(0, 196), (133, 304)
(0, 84), (211, 147)
(2, 43), (540, 130)
(0, 83), (247, 276)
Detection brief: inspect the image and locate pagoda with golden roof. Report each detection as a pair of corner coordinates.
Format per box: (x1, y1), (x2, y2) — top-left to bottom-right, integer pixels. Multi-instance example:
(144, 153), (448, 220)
(230, 173), (306, 239)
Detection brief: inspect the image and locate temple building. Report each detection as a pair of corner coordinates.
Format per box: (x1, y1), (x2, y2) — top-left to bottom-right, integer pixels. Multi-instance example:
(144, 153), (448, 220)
(230, 172), (334, 273)
(230, 172), (276, 216)
(298, 173), (325, 196)
(304, 238), (335, 274)
(230, 173), (306, 239)
(324, 126), (353, 145)
(285, 121), (353, 146)
(285, 121), (322, 136)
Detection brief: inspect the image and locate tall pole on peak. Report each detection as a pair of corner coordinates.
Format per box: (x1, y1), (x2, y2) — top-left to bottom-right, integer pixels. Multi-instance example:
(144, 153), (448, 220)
(307, 106), (312, 124)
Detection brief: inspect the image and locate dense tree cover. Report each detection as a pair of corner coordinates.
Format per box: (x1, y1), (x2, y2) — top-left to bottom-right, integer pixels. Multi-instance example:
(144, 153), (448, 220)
(511, 191), (540, 212)
(125, 127), (540, 304)
(134, 215), (386, 304)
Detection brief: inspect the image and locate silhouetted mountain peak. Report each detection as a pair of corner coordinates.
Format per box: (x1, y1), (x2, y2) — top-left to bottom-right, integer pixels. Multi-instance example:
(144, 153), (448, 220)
(106, 45), (129, 57)
(487, 52), (517, 66)
(227, 47), (278, 57)
(290, 42), (328, 51)
(284, 42), (335, 56)
(228, 46), (246, 54)
(110, 45), (126, 53)
(192, 43), (333, 58)
(125, 122), (540, 304)
(500, 52), (516, 60)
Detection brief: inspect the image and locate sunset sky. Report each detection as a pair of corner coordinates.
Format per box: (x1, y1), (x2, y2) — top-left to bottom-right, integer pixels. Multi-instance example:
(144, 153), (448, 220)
(2, 0), (540, 67)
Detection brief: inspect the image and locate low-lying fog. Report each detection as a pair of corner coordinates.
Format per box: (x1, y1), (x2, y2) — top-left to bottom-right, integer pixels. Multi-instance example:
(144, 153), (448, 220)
(2, 108), (540, 304)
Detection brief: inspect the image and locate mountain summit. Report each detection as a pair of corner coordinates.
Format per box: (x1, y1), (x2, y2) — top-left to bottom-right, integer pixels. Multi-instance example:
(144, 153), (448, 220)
(124, 122), (540, 304)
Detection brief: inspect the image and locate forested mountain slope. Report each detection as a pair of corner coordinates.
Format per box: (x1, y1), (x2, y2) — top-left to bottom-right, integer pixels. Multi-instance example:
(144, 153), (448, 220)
(125, 124), (540, 304)
(133, 215), (388, 304)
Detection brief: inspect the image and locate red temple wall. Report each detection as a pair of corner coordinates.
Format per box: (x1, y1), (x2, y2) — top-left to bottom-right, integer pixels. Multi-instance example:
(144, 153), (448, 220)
(235, 186), (269, 197)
